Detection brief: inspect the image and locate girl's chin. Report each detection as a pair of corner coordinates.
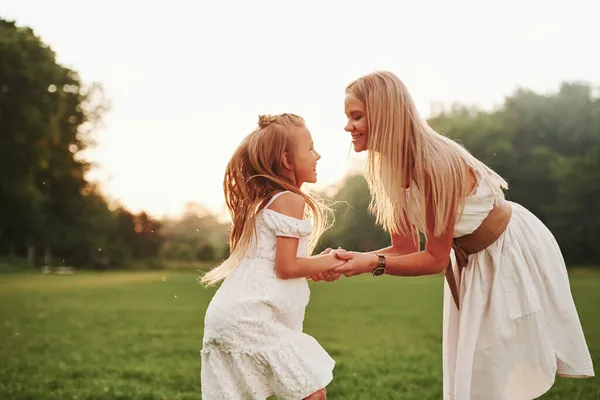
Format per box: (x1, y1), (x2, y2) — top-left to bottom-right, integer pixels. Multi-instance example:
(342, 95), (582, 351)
(297, 176), (317, 187)
(304, 175), (318, 185)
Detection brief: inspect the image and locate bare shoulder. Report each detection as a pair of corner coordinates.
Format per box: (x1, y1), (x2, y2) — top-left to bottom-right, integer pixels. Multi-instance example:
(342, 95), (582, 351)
(267, 192), (305, 220)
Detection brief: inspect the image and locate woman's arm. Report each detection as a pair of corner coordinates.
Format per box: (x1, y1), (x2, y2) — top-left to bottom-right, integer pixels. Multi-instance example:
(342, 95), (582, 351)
(366, 228), (420, 256)
(333, 166), (476, 277)
(310, 216), (420, 283)
(332, 171), (475, 277)
(333, 199), (453, 277)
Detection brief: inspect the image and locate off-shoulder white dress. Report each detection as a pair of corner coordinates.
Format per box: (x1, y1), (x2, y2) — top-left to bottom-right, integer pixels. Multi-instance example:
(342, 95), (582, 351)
(201, 192), (334, 400)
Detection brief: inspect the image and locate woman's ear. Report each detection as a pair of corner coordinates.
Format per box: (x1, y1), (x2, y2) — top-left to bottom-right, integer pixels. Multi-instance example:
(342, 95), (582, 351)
(282, 151), (294, 171)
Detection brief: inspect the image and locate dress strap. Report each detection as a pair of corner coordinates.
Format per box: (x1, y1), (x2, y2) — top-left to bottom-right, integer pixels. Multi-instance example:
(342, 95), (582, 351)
(264, 191), (292, 209)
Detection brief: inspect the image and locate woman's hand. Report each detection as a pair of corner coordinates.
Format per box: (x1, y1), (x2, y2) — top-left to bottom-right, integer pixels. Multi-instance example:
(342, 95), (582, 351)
(332, 251), (379, 277)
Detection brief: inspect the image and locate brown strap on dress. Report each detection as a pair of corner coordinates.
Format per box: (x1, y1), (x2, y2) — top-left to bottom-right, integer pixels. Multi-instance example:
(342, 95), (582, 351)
(445, 199), (513, 310)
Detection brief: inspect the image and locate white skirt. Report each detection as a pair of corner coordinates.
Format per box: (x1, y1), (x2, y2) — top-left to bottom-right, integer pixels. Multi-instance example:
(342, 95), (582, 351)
(443, 201), (594, 400)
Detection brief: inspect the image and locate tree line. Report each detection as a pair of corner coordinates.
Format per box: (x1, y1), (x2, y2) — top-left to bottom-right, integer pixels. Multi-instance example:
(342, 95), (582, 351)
(318, 82), (600, 266)
(1, 18), (598, 269)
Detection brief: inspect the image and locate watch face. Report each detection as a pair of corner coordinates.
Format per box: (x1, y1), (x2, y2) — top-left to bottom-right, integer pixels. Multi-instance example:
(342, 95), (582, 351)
(373, 267), (385, 276)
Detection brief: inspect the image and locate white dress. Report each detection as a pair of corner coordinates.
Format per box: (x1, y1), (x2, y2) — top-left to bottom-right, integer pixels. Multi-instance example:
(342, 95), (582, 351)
(442, 169), (595, 399)
(200, 192), (335, 400)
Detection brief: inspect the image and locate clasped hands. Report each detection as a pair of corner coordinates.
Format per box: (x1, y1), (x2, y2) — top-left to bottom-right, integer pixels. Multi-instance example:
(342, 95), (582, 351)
(310, 247), (379, 282)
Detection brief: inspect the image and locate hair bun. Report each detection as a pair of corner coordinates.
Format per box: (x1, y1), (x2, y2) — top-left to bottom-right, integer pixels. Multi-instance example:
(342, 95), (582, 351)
(258, 115), (278, 129)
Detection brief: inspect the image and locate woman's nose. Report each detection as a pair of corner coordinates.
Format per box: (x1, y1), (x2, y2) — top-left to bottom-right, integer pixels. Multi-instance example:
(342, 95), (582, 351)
(344, 120), (353, 132)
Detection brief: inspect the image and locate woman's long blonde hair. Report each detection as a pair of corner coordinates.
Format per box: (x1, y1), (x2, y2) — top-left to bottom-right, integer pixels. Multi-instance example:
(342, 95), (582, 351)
(346, 71), (508, 237)
(200, 114), (331, 285)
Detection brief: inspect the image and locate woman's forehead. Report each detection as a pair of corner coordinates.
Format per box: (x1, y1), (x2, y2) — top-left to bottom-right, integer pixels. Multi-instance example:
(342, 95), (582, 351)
(345, 93), (364, 112)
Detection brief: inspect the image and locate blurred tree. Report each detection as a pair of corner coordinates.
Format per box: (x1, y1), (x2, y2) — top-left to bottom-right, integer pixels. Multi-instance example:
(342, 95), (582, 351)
(317, 174), (390, 253)
(315, 82), (600, 266)
(1, 17), (598, 268)
(429, 83), (599, 264)
(159, 202), (229, 262)
(0, 18), (165, 269)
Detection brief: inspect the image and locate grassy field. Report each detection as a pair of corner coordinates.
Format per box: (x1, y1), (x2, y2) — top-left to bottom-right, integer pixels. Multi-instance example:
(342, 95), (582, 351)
(0, 270), (598, 399)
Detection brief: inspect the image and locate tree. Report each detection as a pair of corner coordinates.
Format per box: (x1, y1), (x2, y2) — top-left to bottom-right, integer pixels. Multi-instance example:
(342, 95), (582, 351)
(159, 203), (229, 262)
(428, 82), (600, 265)
(316, 82), (600, 266)
(0, 18), (132, 268)
(317, 175), (390, 253)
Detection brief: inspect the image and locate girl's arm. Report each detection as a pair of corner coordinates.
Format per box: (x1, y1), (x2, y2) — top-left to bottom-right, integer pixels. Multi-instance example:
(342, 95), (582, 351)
(276, 237), (346, 279)
(269, 192), (345, 280)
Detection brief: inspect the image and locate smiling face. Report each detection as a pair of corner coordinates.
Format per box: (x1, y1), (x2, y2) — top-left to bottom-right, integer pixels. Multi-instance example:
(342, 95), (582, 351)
(290, 124), (321, 186)
(344, 93), (369, 152)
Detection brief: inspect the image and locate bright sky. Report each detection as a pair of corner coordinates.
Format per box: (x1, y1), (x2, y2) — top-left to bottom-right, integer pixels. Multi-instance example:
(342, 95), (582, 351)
(3, 0), (599, 219)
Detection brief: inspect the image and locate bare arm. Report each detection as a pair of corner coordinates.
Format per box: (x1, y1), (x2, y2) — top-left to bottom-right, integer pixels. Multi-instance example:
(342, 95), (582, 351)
(269, 193), (345, 279)
(335, 197), (453, 276)
(276, 237), (346, 279)
(366, 229), (420, 256)
(311, 216), (419, 283)
(332, 169), (477, 277)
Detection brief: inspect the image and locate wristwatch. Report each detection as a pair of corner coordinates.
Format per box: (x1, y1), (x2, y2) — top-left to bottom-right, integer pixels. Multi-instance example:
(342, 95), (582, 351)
(372, 254), (386, 276)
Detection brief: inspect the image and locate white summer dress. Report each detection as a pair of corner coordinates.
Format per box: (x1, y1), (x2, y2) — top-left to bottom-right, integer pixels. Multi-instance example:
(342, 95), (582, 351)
(433, 167), (595, 399)
(200, 192), (335, 400)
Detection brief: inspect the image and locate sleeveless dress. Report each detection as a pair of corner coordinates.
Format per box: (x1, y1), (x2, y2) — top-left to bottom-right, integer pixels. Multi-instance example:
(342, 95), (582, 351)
(438, 168), (595, 399)
(200, 192), (335, 400)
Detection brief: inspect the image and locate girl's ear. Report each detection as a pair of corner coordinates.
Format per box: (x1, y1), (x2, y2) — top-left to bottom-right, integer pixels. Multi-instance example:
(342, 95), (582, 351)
(282, 151), (294, 171)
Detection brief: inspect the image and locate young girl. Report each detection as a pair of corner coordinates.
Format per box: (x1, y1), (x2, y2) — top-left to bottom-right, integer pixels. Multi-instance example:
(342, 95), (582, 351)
(322, 71), (594, 399)
(200, 114), (342, 400)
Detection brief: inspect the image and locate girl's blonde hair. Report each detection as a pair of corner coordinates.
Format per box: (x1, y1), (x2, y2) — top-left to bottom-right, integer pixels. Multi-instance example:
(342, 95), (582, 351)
(346, 71), (508, 237)
(200, 113), (331, 285)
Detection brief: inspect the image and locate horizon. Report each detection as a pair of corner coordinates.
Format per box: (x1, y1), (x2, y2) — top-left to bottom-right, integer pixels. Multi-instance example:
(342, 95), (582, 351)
(3, 0), (599, 220)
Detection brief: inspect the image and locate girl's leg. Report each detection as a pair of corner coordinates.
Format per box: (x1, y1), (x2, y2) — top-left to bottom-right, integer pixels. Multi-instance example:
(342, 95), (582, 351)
(303, 388), (326, 400)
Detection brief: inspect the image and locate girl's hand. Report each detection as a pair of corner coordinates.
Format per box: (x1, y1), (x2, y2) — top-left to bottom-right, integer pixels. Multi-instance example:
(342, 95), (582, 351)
(310, 269), (341, 282)
(310, 251), (346, 282)
(320, 246), (344, 255)
(332, 251), (379, 277)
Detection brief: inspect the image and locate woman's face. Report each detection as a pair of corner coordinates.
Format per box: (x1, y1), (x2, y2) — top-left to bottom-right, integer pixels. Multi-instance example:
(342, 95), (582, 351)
(344, 93), (369, 152)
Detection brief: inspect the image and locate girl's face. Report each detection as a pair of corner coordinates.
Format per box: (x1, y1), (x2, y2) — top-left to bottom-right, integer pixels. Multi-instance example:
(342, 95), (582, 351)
(344, 93), (369, 152)
(288, 125), (321, 186)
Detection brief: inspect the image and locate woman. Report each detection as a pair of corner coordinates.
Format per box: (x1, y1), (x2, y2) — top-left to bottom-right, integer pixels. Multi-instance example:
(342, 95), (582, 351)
(318, 71), (594, 399)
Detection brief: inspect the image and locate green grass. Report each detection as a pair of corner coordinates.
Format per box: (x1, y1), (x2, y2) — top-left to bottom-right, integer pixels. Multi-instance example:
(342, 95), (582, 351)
(0, 270), (598, 399)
